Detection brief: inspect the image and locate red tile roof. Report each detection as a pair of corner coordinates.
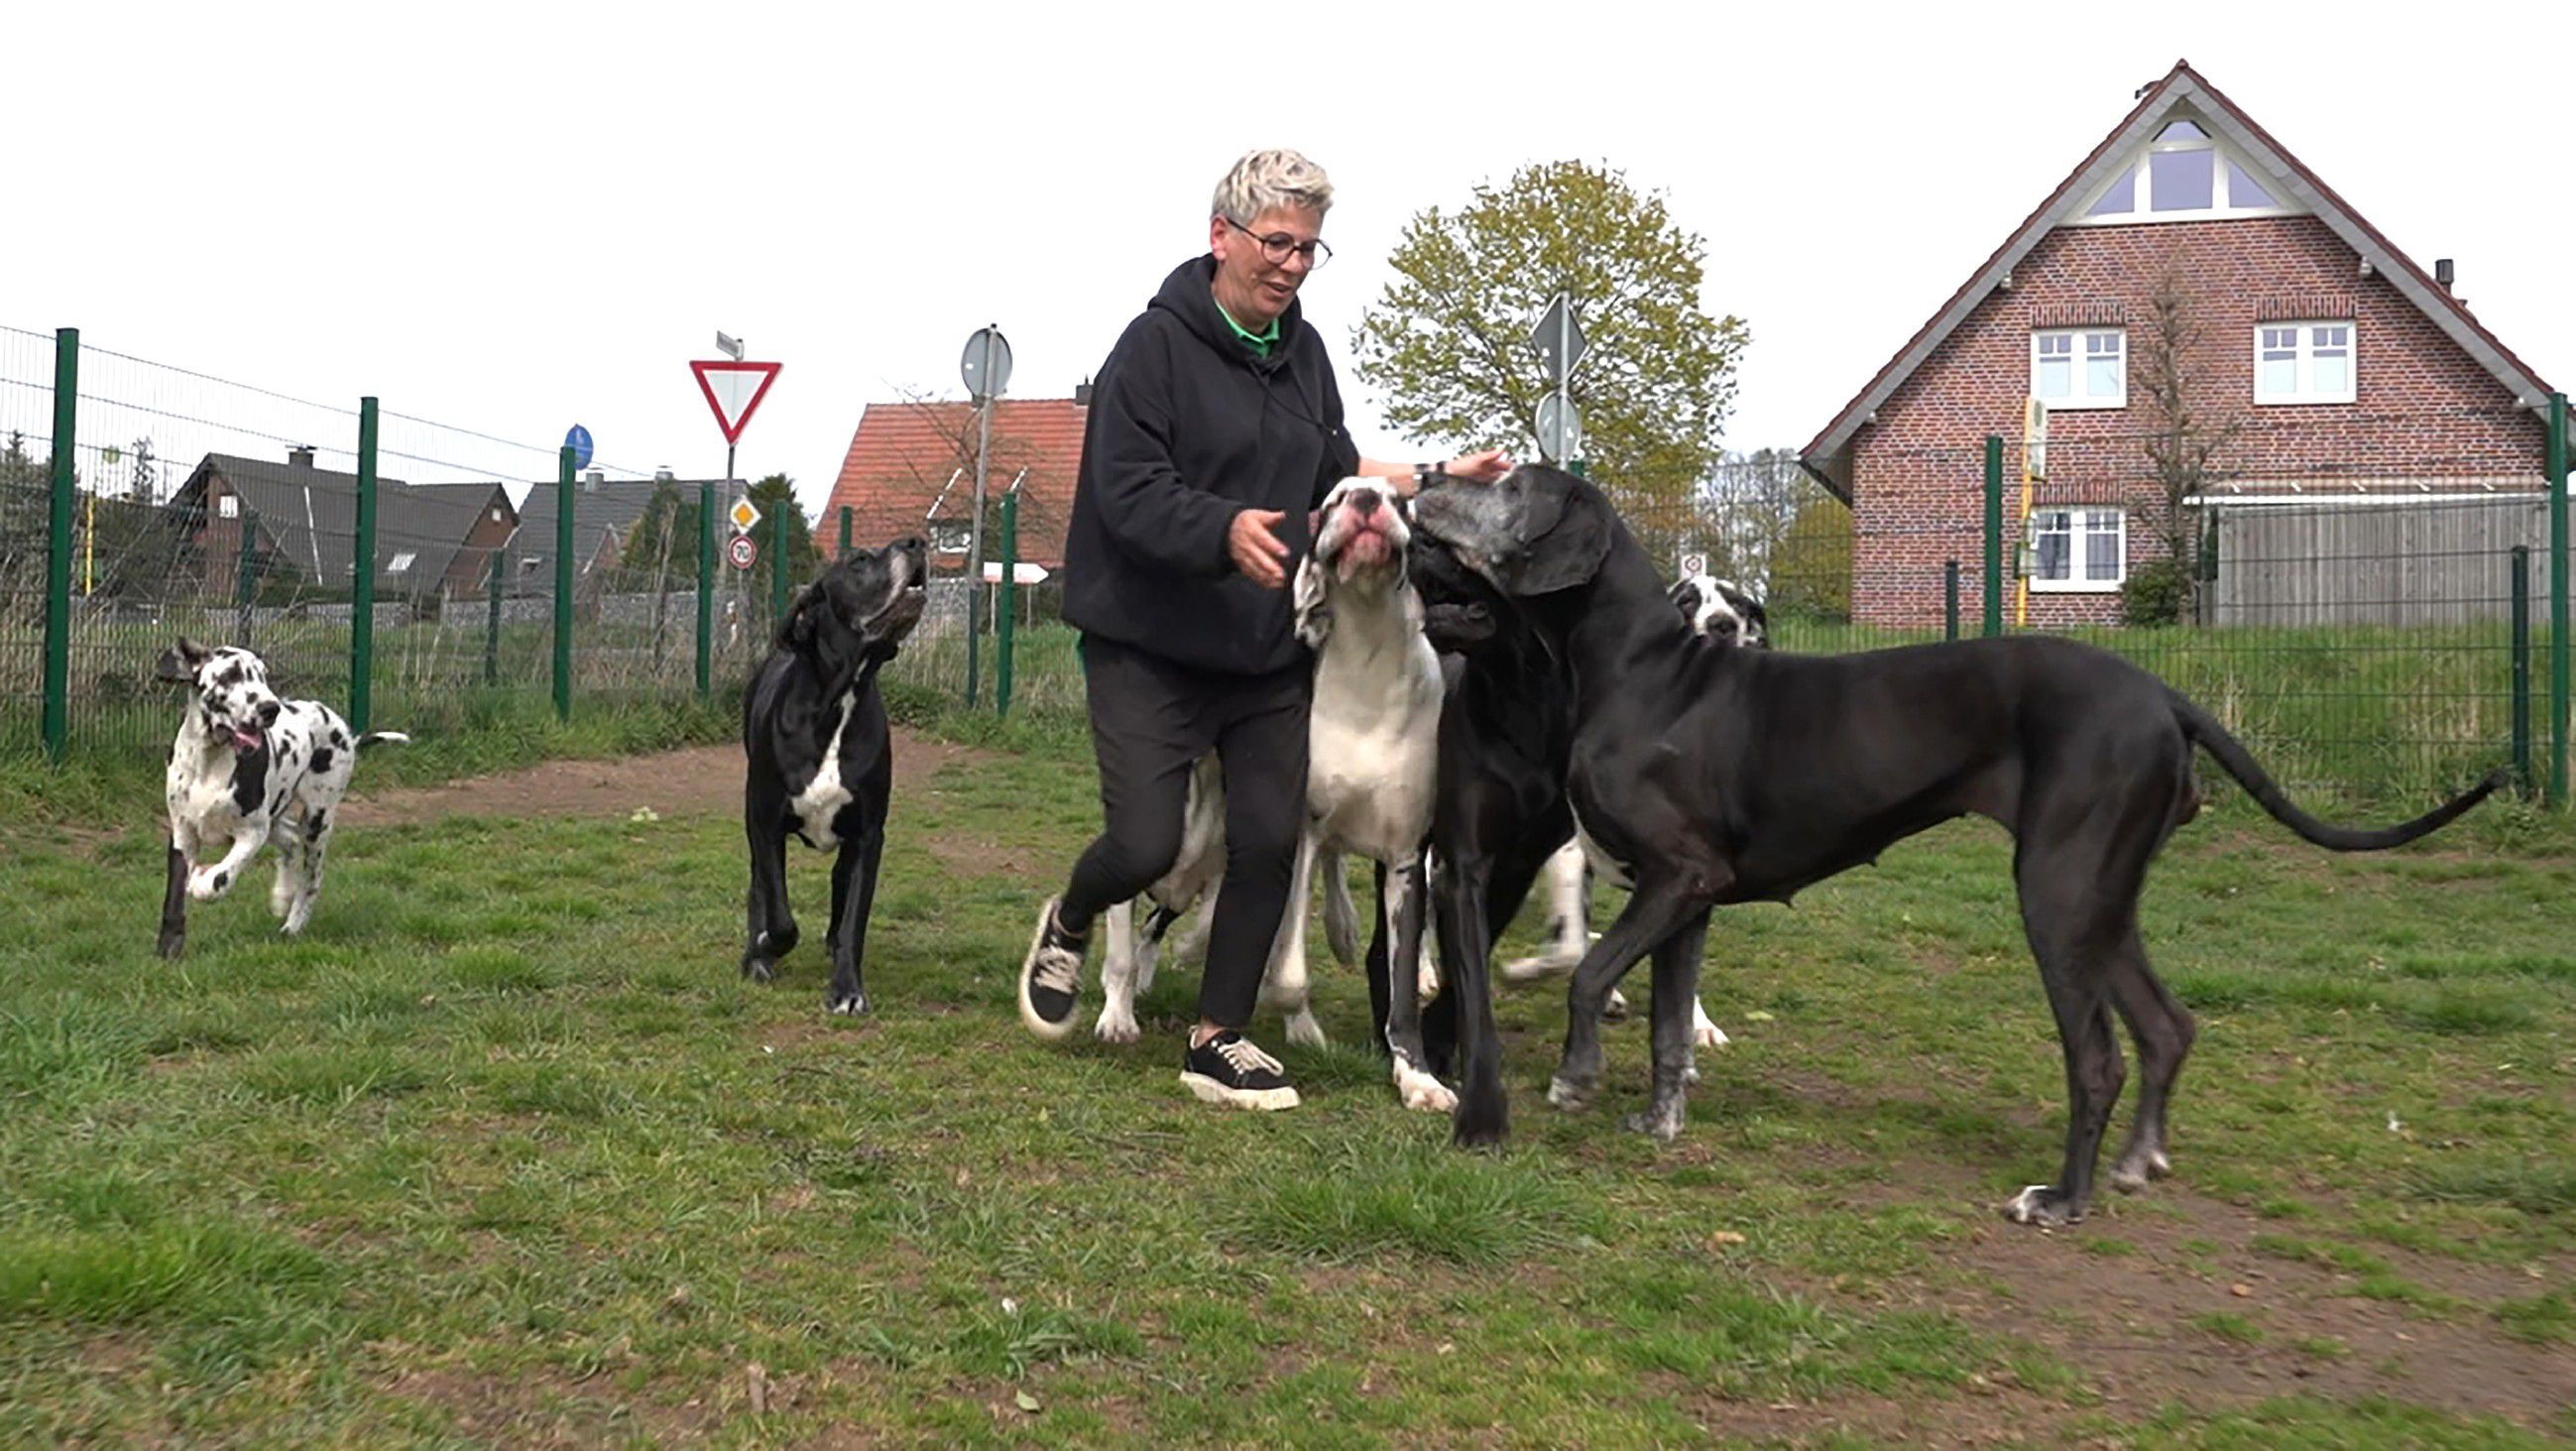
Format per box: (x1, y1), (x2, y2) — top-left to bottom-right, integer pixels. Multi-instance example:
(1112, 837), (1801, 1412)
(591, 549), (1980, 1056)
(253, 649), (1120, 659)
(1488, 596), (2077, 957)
(819, 399), (1088, 571)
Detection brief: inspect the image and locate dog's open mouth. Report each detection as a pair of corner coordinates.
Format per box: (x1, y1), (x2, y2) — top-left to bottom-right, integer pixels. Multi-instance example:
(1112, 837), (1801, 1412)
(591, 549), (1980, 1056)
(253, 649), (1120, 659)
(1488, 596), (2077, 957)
(1324, 519), (1401, 580)
(868, 579), (928, 641)
(225, 724), (262, 755)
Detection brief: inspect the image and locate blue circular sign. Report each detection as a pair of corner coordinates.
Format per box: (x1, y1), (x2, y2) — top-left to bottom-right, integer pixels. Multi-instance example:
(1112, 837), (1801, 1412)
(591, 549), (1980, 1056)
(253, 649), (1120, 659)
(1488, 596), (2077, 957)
(564, 424), (594, 471)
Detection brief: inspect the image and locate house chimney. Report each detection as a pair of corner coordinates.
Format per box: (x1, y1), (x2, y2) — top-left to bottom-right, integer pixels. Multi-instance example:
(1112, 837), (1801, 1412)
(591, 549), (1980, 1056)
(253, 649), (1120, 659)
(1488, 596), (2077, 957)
(287, 445), (316, 468)
(2435, 259), (2455, 293)
(1074, 377), (1095, 407)
(582, 468), (605, 490)
(653, 466), (675, 484)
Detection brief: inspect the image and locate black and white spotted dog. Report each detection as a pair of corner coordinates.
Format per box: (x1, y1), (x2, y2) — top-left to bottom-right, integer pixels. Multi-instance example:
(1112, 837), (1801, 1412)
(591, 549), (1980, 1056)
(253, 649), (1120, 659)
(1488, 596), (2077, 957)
(156, 640), (407, 958)
(1503, 572), (1768, 1047)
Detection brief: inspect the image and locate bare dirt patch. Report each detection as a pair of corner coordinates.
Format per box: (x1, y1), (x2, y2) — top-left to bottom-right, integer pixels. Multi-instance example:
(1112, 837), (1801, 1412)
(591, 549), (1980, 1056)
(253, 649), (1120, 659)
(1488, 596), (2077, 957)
(337, 728), (983, 829)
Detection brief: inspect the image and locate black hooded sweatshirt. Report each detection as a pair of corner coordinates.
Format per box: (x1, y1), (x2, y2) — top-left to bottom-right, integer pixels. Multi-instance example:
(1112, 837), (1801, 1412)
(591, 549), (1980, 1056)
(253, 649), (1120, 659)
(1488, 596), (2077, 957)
(1061, 256), (1361, 675)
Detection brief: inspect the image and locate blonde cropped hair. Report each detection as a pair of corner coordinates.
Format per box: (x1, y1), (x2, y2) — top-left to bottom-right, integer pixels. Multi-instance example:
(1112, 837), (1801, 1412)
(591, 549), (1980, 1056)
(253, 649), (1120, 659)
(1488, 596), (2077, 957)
(1212, 149), (1335, 224)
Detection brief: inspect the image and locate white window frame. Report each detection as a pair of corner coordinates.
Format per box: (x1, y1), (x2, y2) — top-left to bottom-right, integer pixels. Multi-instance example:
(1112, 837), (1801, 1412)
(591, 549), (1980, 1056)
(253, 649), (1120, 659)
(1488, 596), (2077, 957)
(387, 550), (417, 573)
(2069, 116), (2299, 225)
(2254, 320), (2357, 406)
(931, 521), (970, 555)
(2029, 506), (2127, 593)
(217, 494), (240, 519)
(2032, 327), (2127, 410)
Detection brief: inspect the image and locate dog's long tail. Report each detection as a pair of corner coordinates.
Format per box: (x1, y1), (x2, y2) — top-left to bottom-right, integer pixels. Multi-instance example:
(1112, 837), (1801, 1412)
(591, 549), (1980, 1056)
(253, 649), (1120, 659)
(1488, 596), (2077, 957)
(356, 731), (410, 752)
(2171, 693), (2505, 850)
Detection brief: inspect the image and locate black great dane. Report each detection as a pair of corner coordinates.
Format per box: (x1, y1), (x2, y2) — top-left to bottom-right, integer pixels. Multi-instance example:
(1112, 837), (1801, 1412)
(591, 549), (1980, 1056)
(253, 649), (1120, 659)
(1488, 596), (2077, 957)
(741, 535), (929, 1015)
(1414, 465), (2503, 1226)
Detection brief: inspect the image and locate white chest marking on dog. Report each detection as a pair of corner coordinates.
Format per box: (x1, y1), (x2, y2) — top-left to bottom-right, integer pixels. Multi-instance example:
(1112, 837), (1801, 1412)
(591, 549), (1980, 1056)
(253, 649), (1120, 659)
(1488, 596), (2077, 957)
(790, 691), (858, 848)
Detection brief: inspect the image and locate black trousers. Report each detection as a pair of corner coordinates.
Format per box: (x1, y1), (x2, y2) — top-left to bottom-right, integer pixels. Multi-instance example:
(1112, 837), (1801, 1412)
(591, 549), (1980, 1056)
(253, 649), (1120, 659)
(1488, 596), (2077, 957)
(1058, 633), (1309, 1031)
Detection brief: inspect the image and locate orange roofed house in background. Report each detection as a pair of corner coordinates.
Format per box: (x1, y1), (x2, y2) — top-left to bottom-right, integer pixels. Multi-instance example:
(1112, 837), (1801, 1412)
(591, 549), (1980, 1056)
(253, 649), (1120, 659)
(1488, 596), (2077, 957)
(819, 394), (1091, 575)
(1799, 61), (2559, 629)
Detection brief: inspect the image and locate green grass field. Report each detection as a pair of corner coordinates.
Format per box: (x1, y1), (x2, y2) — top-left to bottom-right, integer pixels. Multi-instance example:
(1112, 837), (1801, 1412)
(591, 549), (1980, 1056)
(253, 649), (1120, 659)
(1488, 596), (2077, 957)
(2, 714), (2572, 1445)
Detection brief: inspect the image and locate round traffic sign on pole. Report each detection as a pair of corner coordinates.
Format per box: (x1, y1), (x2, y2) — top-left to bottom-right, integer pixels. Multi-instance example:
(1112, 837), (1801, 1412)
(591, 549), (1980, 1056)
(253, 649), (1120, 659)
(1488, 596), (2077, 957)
(564, 424), (594, 472)
(1535, 395), (1583, 465)
(727, 534), (758, 571)
(960, 325), (1012, 402)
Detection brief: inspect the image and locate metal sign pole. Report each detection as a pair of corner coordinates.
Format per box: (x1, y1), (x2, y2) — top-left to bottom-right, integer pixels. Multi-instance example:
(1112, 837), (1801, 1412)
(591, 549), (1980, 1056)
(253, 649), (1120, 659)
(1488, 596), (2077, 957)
(967, 388), (992, 707)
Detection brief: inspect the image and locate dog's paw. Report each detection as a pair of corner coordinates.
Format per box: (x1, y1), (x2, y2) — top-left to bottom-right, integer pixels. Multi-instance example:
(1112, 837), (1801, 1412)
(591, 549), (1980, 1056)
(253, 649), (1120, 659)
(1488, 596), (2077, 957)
(186, 867), (232, 902)
(2109, 1148), (2171, 1194)
(1600, 988), (1631, 1022)
(1284, 1007), (1328, 1049)
(2001, 1184), (2086, 1228)
(1545, 1075), (1594, 1112)
(826, 990), (870, 1017)
(1693, 1024), (1729, 1050)
(1094, 1006), (1141, 1044)
(741, 957), (778, 984)
(1392, 1061), (1457, 1115)
(1621, 1105), (1684, 1142)
(156, 930), (185, 959)
(1499, 952), (1574, 983)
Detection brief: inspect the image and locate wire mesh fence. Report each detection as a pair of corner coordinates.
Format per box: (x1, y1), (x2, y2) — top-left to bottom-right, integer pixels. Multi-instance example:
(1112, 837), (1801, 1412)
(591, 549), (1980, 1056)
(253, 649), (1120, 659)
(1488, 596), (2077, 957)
(2, 327), (775, 769)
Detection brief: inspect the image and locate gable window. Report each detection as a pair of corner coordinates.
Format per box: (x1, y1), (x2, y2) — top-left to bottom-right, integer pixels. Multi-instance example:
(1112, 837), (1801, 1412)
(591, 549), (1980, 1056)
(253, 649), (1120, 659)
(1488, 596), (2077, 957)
(932, 521), (971, 554)
(2255, 322), (2356, 405)
(2030, 507), (2126, 591)
(2033, 328), (2126, 409)
(2075, 115), (2295, 223)
(387, 550), (416, 573)
(218, 494), (240, 520)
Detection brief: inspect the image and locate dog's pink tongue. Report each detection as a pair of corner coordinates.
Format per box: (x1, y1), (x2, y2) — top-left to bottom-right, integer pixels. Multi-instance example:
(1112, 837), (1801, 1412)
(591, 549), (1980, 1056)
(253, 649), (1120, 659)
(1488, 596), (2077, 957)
(230, 726), (261, 753)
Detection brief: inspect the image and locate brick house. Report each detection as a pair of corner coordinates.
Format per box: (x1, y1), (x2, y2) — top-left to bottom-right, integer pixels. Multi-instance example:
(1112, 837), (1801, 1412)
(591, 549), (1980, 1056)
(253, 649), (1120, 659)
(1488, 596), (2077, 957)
(168, 448), (520, 606)
(819, 395), (1089, 574)
(1799, 60), (2559, 628)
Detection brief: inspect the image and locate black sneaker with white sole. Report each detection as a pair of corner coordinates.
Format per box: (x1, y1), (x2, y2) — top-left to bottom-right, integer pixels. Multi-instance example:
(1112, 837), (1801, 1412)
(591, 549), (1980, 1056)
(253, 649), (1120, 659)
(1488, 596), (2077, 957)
(1180, 1030), (1301, 1111)
(1017, 897), (1088, 1041)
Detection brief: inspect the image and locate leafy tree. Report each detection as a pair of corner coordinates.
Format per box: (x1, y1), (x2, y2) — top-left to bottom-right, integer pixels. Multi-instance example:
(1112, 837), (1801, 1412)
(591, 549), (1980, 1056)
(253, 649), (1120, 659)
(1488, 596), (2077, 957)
(1769, 486), (1854, 623)
(1352, 160), (1749, 562)
(745, 473), (820, 583)
(2133, 268), (2240, 624)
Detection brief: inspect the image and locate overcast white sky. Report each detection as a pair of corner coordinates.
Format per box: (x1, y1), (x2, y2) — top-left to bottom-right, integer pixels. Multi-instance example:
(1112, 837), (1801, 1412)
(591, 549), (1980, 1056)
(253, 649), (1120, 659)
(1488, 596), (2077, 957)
(14, 2), (2574, 521)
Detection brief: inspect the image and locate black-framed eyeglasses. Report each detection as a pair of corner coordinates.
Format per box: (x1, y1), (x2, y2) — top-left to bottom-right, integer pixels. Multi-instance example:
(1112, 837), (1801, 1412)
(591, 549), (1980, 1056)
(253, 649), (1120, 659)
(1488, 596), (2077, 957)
(1224, 215), (1331, 270)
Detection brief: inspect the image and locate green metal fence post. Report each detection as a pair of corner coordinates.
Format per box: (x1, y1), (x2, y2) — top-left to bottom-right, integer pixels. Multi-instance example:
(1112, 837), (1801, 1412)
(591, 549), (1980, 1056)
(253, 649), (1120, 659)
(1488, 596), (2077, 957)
(2552, 393), (2568, 807)
(485, 546), (503, 686)
(1982, 436), (2003, 639)
(839, 504), (852, 559)
(41, 327), (77, 765)
(237, 509), (258, 646)
(2512, 544), (2532, 793)
(351, 396), (379, 734)
(995, 490), (1018, 716)
(770, 503), (789, 633)
(696, 481), (715, 699)
(1943, 559), (1959, 642)
(553, 445), (574, 723)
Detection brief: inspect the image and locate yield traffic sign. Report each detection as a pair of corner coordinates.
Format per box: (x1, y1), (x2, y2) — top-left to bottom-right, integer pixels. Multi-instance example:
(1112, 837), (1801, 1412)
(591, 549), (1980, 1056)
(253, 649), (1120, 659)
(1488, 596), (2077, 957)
(690, 360), (782, 445)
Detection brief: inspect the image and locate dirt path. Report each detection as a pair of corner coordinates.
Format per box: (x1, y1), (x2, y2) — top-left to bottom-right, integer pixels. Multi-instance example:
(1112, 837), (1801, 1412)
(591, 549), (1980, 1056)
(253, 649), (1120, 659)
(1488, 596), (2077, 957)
(336, 727), (983, 828)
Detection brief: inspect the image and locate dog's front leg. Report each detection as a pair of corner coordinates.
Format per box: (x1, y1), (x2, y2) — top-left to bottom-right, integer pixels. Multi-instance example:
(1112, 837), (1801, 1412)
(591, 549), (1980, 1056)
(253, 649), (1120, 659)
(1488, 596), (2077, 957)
(1266, 831), (1325, 1047)
(158, 837), (191, 957)
(1381, 852), (1455, 1115)
(821, 825), (883, 1016)
(1627, 909), (1713, 1143)
(1435, 860), (1508, 1146)
(1096, 899), (1143, 1043)
(187, 828), (264, 902)
(1551, 877), (1713, 1115)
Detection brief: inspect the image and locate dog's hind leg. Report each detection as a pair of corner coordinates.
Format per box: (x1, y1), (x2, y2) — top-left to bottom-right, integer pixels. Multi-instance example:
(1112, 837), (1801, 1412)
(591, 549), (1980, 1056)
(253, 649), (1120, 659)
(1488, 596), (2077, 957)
(1551, 876), (1721, 1114)
(281, 810), (331, 936)
(742, 810), (797, 982)
(2106, 932), (2196, 1194)
(2001, 863), (2129, 1228)
(269, 814), (306, 922)
(1625, 907), (1713, 1142)
(158, 836), (192, 958)
(822, 825), (884, 1016)
(1501, 840), (1587, 981)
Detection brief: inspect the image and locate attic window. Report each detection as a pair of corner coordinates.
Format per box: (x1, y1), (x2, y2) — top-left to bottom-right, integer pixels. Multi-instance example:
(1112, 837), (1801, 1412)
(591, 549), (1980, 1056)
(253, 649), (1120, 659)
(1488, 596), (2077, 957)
(388, 550), (416, 573)
(932, 522), (970, 554)
(2074, 114), (2293, 223)
(491, 506), (506, 524)
(218, 495), (240, 520)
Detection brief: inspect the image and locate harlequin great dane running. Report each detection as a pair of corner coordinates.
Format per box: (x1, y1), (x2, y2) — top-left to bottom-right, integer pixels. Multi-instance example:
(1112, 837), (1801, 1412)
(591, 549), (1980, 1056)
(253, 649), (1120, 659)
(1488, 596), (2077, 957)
(156, 640), (407, 958)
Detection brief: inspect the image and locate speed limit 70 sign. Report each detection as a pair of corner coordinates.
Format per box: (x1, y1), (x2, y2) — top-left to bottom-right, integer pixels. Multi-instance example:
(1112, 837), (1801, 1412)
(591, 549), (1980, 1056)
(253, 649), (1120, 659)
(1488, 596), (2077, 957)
(727, 534), (758, 571)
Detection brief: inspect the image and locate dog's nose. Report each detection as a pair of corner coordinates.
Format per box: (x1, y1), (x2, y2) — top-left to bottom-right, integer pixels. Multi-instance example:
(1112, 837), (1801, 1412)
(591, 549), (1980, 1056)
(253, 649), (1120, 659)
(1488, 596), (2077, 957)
(1348, 489), (1381, 519)
(255, 700), (282, 727)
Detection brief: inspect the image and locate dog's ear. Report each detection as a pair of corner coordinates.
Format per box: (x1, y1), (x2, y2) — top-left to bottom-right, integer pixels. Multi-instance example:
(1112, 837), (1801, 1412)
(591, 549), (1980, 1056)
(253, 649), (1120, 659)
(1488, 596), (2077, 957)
(1495, 475), (1612, 596)
(1292, 550), (1332, 650)
(155, 637), (208, 684)
(775, 588), (819, 651)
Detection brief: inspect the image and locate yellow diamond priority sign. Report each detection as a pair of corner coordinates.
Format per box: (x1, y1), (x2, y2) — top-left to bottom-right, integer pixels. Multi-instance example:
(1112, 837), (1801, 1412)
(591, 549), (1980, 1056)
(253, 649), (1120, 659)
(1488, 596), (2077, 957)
(728, 496), (761, 535)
